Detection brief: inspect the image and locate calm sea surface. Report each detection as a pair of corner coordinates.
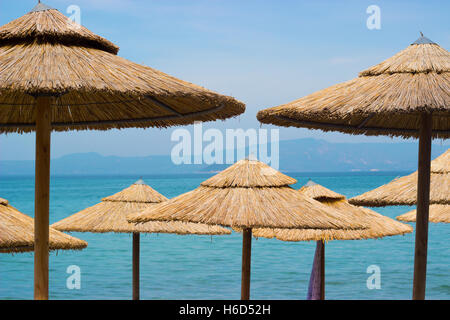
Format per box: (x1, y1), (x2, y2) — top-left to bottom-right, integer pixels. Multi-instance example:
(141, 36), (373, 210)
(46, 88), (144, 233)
(0, 173), (448, 300)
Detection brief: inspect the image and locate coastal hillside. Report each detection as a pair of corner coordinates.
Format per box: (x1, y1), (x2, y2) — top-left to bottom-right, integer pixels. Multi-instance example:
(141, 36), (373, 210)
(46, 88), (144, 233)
(0, 138), (447, 175)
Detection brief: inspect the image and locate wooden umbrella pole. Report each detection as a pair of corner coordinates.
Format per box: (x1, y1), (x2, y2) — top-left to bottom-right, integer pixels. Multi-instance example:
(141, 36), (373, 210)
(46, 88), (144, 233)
(413, 113), (433, 300)
(241, 228), (252, 300)
(320, 241), (325, 300)
(34, 96), (52, 300)
(132, 232), (140, 300)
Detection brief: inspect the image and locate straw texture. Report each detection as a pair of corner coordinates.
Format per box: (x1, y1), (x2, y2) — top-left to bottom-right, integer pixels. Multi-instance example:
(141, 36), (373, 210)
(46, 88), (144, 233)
(397, 205), (449, 223)
(349, 149), (449, 206)
(52, 181), (231, 235)
(128, 160), (367, 230)
(299, 181), (345, 201)
(257, 39), (450, 138)
(252, 182), (412, 241)
(0, 198), (87, 253)
(0, 6), (245, 133)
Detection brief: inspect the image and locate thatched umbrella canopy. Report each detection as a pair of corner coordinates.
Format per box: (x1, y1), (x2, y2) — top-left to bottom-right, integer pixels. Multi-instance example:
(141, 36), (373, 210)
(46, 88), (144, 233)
(255, 180), (413, 241)
(0, 197), (87, 253)
(251, 180), (412, 299)
(257, 35), (449, 299)
(0, 2), (244, 299)
(397, 205), (449, 224)
(51, 179), (230, 300)
(350, 149), (449, 206)
(128, 159), (366, 300)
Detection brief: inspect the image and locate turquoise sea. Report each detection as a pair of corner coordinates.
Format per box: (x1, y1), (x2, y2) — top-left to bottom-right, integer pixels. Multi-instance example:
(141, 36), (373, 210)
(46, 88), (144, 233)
(0, 172), (448, 300)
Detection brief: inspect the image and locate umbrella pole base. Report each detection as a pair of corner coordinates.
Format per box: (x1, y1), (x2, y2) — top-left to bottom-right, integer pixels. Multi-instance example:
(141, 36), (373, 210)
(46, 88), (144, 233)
(241, 228), (252, 300)
(413, 113), (432, 300)
(320, 241), (325, 300)
(307, 240), (325, 300)
(34, 96), (52, 300)
(133, 233), (140, 300)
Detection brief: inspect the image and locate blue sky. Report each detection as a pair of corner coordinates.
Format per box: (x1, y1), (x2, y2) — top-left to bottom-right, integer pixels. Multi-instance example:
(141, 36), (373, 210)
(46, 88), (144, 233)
(0, 0), (449, 160)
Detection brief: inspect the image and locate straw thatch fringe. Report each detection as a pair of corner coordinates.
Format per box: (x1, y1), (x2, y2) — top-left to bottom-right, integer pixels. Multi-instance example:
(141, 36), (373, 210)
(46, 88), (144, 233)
(52, 181), (231, 235)
(128, 160), (367, 230)
(249, 182), (413, 241)
(0, 7), (245, 133)
(52, 200), (231, 235)
(252, 200), (412, 241)
(257, 41), (450, 138)
(397, 204), (449, 223)
(0, 200), (87, 253)
(129, 186), (367, 230)
(349, 149), (449, 206)
(0, 7), (119, 54)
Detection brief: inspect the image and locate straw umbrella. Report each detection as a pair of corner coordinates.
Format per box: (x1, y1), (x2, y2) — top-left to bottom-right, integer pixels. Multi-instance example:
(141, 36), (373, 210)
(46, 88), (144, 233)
(0, 3), (244, 299)
(348, 148), (450, 224)
(0, 197), (87, 253)
(252, 180), (413, 300)
(350, 149), (449, 206)
(397, 205), (449, 223)
(257, 35), (449, 299)
(128, 159), (366, 300)
(51, 179), (231, 300)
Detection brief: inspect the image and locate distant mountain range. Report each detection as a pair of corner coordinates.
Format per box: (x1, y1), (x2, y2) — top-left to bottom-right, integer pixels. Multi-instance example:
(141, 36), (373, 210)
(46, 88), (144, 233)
(0, 138), (447, 176)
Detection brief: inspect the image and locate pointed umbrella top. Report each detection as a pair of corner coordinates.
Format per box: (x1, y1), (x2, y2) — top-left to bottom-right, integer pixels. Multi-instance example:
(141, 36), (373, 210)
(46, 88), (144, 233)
(412, 33), (437, 45)
(201, 158), (297, 188)
(29, 2), (54, 13)
(2, 4), (118, 54)
(299, 181), (345, 201)
(128, 159), (368, 230)
(102, 182), (168, 203)
(133, 178), (146, 185)
(305, 179), (317, 187)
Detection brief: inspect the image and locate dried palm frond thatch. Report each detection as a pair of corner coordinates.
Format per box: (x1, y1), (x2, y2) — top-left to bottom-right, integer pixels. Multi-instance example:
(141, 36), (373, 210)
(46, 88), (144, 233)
(349, 149), (449, 207)
(397, 204), (449, 223)
(0, 198), (87, 253)
(128, 160), (366, 230)
(52, 180), (231, 235)
(257, 37), (449, 138)
(252, 181), (412, 241)
(0, 4), (245, 133)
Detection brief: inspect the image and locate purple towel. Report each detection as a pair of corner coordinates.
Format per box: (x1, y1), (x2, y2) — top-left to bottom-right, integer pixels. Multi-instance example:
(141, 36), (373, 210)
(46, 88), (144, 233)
(307, 241), (324, 300)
